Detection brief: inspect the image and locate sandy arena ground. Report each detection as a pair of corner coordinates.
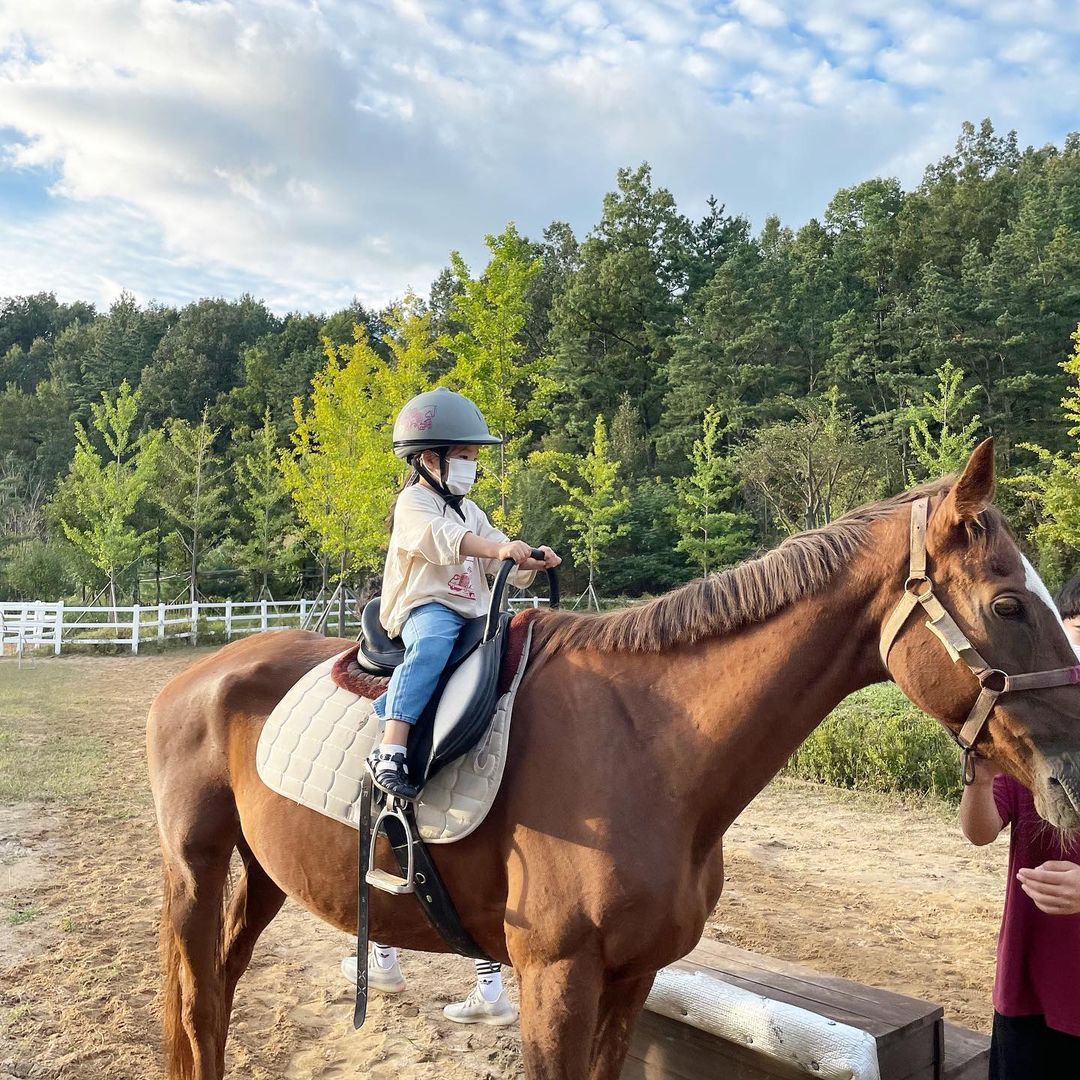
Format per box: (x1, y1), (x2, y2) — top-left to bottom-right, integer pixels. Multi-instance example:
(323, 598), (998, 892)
(0, 650), (1007, 1079)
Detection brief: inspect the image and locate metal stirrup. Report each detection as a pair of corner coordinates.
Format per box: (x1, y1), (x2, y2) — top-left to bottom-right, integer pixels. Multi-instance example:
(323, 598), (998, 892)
(366, 798), (415, 895)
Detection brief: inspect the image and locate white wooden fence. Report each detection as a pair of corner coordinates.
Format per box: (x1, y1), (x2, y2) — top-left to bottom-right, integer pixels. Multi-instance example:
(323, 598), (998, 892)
(0, 596), (548, 657)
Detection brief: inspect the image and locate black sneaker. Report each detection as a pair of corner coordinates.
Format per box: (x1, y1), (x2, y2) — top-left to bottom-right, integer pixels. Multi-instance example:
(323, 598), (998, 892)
(365, 749), (419, 801)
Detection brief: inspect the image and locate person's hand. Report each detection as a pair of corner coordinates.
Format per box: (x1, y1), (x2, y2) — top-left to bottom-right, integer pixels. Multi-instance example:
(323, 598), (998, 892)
(497, 540), (536, 566)
(522, 545), (561, 571)
(1017, 861), (1080, 915)
(968, 751), (1000, 786)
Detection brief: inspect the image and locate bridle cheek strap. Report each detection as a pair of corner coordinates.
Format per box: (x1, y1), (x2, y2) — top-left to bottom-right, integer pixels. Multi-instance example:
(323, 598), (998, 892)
(879, 496), (1080, 784)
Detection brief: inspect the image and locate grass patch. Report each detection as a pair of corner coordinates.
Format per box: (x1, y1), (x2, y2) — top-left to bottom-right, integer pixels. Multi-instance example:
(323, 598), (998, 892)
(6, 904), (43, 926)
(785, 683), (962, 803)
(0, 663), (109, 803)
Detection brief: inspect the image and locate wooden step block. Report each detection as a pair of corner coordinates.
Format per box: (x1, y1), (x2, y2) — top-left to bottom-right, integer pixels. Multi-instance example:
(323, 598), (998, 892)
(624, 939), (943, 1080)
(943, 1021), (989, 1080)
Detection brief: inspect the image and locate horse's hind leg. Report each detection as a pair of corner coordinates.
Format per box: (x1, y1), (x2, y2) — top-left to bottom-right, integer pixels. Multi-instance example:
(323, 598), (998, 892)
(221, 836), (286, 1015)
(157, 790), (238, 1080)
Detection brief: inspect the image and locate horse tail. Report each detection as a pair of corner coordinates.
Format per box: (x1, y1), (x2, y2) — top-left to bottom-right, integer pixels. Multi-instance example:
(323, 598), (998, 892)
(159, 862), (195, 1080)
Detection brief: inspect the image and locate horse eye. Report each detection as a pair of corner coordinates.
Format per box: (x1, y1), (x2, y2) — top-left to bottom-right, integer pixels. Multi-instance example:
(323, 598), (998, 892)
(992, 596), (1023, 619)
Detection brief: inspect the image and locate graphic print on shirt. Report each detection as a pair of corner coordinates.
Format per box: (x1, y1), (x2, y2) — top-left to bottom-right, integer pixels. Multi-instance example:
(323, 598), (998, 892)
(447, 561), (477, 601)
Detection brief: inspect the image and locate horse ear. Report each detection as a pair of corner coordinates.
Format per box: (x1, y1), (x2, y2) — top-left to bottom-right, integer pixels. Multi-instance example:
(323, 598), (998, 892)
(934, 438), (996, 536)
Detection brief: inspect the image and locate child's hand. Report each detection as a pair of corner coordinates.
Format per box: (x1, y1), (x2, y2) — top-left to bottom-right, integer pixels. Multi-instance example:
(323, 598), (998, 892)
(497, 540), (536, 566)
(1018, 861), (1080, 915)
(524, 546), (561, 571)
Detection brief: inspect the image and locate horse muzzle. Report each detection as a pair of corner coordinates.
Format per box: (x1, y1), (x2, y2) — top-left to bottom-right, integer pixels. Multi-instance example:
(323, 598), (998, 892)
(1034, 753), (1080, 831)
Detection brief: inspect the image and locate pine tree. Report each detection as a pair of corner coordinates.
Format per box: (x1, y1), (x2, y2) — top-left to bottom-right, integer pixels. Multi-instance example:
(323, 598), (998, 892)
(233, 409), (296, 596)
(906, 360), (983, 481)
(546, 415), (629, 608)
(156, 407), (228, 603)
(673, 406), (752, 575)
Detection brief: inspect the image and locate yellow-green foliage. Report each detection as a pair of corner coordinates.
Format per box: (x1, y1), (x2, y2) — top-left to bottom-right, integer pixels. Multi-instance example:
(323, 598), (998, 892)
(1009, 324), (1080, 560)
(786, 683), (962, 802)
(280, 296), (433, 576)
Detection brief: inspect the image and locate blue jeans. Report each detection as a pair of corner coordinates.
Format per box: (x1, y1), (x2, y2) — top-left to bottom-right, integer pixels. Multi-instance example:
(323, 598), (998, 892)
(372, 603), (467, 726)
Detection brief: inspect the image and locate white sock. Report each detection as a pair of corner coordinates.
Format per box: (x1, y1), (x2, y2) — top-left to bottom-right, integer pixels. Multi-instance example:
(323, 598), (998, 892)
(474, 960), (503, 1003)
(371, 943), (397, 969)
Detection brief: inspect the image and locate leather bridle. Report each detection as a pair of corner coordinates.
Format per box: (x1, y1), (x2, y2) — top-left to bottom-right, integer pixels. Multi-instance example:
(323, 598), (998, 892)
(879, 496), (1080, 784)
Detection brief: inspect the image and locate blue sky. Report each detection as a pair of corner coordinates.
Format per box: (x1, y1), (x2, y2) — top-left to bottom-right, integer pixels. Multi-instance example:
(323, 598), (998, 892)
(0, 0), (1077, 314)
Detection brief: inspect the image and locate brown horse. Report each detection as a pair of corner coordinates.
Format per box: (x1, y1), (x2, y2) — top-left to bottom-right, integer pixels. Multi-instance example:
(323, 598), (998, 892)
(148, 440), (1080, 1080)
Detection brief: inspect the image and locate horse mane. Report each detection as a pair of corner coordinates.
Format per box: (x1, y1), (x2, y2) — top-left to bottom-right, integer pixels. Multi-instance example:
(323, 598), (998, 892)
(538, 478), (988, 655)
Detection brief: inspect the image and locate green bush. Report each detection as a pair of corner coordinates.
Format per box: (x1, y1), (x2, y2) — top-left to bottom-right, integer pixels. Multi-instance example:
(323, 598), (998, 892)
(785, 683), (962, 802)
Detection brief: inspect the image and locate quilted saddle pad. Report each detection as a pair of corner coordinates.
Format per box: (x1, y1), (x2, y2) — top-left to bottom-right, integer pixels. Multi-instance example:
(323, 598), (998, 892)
(255, 622), (534, 844)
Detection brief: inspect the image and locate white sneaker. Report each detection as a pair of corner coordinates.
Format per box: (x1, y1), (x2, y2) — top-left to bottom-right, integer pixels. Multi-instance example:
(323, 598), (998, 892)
(340, 953), (407, 994)
(442, 987), (518, 1026)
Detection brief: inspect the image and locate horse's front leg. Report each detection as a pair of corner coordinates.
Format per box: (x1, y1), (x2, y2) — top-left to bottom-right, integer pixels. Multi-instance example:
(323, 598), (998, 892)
(588, 971), (657, 1080)
(514, 951), (605, 1080)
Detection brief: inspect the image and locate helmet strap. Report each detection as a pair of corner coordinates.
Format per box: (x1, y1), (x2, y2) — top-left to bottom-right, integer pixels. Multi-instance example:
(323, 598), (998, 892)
(410, 449), (466, 520)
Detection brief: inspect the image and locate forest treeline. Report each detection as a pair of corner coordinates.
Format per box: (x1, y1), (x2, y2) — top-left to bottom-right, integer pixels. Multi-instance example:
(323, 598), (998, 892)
(2, 118), (1079, 605)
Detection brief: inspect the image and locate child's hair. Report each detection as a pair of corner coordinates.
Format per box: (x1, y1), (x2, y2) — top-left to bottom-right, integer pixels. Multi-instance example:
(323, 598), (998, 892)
(385, 467), (420, 531)
(1056, 576), (1080, 620)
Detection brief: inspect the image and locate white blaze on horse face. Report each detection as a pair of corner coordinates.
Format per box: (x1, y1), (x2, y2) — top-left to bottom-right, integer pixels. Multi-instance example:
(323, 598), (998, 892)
(1022, 556), (1080, 661)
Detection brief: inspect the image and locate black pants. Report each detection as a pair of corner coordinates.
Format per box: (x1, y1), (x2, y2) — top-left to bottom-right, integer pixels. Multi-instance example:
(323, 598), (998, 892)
(990, 1012), (1080, 1079)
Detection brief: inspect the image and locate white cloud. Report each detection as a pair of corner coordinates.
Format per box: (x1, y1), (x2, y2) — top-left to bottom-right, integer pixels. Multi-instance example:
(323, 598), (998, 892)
(0, 0), (1076, 314)
(732, 0), (787, 29)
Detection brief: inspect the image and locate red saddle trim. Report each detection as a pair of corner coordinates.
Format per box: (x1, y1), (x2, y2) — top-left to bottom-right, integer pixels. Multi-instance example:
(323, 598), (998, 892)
(330, 606), (545, 700)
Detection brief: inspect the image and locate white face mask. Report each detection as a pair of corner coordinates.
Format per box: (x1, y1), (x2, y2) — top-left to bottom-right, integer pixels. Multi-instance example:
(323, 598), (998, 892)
(444, 458), (477, 496)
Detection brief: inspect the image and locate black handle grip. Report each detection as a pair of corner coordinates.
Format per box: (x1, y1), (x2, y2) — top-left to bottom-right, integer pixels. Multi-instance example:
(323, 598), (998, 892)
(484, 547), (561, 639)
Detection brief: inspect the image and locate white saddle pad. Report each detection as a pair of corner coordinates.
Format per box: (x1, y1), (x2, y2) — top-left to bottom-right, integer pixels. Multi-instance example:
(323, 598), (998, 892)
(255, 624), (533, 844)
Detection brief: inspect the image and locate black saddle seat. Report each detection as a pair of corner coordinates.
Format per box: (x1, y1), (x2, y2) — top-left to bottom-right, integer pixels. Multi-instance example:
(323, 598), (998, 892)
(358, 597), (485, 676)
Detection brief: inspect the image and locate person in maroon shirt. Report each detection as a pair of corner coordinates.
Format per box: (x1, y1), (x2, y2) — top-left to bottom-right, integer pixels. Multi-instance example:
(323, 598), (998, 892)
(960, 576), (1080, 1079)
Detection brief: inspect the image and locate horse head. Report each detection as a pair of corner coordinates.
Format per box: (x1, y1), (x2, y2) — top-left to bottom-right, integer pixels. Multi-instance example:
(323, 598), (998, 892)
(882, 438), (1080, 831)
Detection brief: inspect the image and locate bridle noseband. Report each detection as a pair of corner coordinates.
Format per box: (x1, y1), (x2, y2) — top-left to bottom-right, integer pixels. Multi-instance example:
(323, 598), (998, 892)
(879, 496), (1080, 784)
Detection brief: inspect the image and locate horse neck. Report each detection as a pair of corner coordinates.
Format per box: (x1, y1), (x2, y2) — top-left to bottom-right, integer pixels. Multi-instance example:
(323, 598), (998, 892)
(675, 555), (888, 835)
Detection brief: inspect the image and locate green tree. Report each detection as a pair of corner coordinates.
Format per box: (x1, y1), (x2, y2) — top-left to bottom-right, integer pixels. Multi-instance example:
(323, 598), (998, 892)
(674, 406), (752, 575)
(549, 164), (692, 453)
(444, 224), (550, 532)
(139, 295), (277, 422)
(545, 415), (629, 608)
(280, 312), (433, 610)
(1010, 325), (1080, 571)
(232, 410), (297, 596)
(905, 360), (982, 481)
(155, 408), (228, 603)
(734, 389), (887, 536)
(52, 381), (162, 607)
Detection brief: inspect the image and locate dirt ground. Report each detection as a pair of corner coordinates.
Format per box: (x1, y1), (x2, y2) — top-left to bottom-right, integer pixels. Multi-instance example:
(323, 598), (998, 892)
(0, 650), (1008, 1079)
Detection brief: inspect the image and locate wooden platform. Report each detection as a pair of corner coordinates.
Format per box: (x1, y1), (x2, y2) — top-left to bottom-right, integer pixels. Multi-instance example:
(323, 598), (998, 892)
(623, 940), (989, 1080)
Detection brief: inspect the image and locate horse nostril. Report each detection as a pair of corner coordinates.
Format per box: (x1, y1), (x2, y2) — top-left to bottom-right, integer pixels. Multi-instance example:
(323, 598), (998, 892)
(1049, 776), (1064, 788)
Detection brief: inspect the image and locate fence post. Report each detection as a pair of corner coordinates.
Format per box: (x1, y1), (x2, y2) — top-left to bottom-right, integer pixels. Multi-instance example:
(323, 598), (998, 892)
(299, 598), (307, 628)
(192, 600), (200, 646)
(131, 604), (141, 655)
(33, 600), (43, 645)
(157, 603), (166, 644)
(260, 598), (268, 632)
(225, 598), (233, 640)
(53, 600), (64, 655)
